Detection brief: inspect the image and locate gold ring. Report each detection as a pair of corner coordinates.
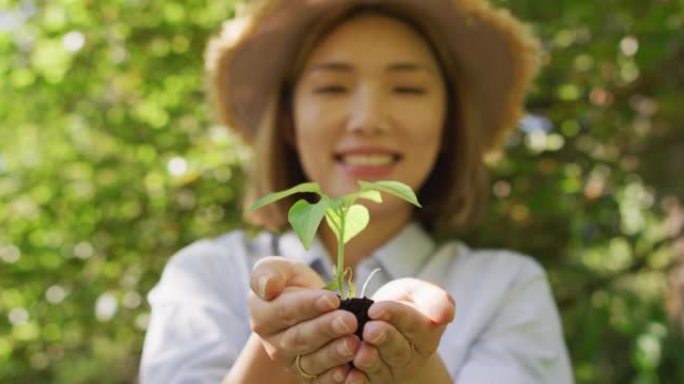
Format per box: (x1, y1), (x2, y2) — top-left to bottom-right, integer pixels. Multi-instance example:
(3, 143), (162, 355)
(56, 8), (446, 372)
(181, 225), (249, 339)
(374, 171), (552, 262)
(295, 354), (317, 380)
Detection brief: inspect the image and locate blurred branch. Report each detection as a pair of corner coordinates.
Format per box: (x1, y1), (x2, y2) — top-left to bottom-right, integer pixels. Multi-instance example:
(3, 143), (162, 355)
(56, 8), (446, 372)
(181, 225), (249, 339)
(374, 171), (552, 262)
(558, 233), (682, 309)
(615, 41), (684, 98)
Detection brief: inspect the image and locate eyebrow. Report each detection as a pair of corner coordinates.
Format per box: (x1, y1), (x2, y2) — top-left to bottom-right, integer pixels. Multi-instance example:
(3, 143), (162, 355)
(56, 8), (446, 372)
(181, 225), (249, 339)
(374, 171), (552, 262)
(307, 61), (432, 74)
(386, 63), (430, 73)
(308, 62), (354, 73)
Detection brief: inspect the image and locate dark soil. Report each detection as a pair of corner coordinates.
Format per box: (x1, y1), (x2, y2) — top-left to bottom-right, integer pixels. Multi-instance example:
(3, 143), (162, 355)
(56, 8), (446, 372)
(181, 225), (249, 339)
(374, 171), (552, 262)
(339, 297), (374, 339)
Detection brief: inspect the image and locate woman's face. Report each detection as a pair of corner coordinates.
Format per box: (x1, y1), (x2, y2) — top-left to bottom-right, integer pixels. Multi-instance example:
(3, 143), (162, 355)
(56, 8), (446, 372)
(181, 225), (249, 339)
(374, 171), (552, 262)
(293, 14), (447, 217)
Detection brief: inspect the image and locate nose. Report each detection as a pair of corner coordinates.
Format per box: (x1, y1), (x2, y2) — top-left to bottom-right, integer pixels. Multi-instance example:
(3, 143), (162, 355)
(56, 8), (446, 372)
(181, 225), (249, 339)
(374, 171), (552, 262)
(346, 85), (389, 134)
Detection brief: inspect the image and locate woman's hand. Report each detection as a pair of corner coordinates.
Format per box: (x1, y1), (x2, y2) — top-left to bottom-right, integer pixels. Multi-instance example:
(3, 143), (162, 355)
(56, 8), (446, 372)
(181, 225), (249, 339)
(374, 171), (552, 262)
(346, 278), (456, 384)
(248, 256), (361, 383)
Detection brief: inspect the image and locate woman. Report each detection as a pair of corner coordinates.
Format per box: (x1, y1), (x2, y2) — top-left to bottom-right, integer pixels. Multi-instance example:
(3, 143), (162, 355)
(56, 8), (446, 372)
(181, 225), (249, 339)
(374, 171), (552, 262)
(141, 1), (573, 383)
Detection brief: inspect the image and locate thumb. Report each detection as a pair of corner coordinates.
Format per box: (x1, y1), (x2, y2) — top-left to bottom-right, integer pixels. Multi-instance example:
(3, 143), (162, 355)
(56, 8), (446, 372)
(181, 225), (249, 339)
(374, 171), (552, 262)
(373, 278), (456, 325)
(250, 256), (326, 301)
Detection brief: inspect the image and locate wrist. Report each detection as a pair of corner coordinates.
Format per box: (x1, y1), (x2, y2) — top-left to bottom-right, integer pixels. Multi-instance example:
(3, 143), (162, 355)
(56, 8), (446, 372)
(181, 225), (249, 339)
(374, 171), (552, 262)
(223, 333), (299, 384)
(401, 352), (452, 384)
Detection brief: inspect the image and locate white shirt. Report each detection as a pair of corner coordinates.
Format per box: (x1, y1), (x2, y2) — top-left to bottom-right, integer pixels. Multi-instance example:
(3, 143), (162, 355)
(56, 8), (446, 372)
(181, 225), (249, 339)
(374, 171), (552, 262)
(140, 223), (574, 383)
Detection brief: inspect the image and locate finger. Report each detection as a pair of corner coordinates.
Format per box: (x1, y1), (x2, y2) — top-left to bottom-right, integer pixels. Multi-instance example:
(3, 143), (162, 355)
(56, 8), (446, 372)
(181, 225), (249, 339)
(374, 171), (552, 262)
(299, 336), (359, 377)
(366, 300), (444, 356)
(362, 320), (412, 368)
(352, 343), (393, 383)
(371, 278), (456, 324)
(272, 309), (358, 356)
(345, 368), (369, 384)
(249, 289), (340, 336)
(251, 256), (326, 300)
(312, 364), (351, 384)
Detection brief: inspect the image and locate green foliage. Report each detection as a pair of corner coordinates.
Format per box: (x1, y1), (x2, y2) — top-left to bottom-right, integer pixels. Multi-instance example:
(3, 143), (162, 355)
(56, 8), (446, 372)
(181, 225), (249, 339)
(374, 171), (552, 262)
(288, 198), (329, 250)
(0, 1), (244, 382)
(479, 1), (684, 382)
(248, 182), (321, 213)
(0, 0), (683, 383)
(358, 180), (421, 208)
(325, 204), (370, 246)
(249, 180), (420, 299)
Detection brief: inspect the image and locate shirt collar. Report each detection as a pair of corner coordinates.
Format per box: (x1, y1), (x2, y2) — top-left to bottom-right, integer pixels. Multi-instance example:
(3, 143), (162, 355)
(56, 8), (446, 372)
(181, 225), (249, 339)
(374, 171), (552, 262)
(277, 221), (435, 281)
(370, 222), (436, 280)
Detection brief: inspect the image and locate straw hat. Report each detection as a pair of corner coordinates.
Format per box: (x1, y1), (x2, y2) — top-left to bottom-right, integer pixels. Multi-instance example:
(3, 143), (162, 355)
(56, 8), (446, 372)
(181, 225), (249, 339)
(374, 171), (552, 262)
(205, 0), (541, 153)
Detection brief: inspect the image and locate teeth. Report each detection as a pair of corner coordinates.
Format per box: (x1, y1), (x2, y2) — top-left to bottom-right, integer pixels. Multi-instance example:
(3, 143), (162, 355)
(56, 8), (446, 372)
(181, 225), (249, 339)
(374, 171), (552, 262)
(341, 154), (395, 166)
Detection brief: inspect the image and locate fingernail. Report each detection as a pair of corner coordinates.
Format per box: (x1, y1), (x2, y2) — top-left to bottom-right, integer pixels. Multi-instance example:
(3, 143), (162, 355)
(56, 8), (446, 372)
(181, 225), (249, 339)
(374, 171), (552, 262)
(257, 275), (269, 299)
(337, 339), (352, 356)
(316, 294), (338, 312)
(371, 329), (386, 344)
(333, 316), (351, 334)
(369, 307), (388, 320)
(359, 349), (378, 369)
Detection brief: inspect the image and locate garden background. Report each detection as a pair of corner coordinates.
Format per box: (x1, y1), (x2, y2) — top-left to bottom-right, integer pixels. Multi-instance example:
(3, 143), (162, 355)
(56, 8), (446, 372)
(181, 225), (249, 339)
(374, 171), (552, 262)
(1, 0), (683, 382)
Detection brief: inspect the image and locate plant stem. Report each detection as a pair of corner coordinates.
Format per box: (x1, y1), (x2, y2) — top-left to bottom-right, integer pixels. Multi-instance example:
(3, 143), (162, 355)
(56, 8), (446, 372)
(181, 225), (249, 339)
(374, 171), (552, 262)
(337, 207), (346, 299)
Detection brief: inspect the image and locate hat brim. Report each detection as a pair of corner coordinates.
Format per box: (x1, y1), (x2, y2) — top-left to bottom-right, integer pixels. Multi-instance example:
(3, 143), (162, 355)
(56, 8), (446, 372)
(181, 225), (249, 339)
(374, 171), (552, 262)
(206, 0), (541, 152)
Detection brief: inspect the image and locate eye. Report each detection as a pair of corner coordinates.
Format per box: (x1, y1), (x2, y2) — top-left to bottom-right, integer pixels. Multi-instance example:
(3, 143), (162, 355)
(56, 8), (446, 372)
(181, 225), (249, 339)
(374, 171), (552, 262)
(314, 85), (348, 94)
(394, 86), (426, 95)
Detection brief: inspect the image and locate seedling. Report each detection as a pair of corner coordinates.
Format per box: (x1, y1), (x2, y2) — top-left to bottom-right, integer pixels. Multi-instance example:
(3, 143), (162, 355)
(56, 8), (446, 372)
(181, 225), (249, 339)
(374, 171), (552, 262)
(248, 180), (421, 337)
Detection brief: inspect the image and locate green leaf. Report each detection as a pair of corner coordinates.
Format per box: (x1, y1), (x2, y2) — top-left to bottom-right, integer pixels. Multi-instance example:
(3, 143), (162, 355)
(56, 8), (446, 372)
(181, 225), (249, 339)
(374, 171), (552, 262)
(247, 182), (321, 212)
(359, 180), (421, 207)
(287, 197), (329, 250)
(357, 190), (383, 203)
(324, 204), (369, 244)
(324, 209), (344, 242)
(343, 204), (370, 244)
(339, 190), (383, 207)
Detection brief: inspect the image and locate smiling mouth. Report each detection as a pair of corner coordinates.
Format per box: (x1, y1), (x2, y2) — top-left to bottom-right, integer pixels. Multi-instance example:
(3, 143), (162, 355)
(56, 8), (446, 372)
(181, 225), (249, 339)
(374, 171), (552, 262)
(335, 153), (402, 166)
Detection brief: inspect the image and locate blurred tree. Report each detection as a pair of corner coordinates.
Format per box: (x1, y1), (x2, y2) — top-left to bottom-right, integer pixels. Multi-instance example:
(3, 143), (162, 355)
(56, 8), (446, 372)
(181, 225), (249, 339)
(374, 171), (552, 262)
(0, 0), (682, 383)
(0, 1), (246, 382)
(477, 0), (684, 382)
